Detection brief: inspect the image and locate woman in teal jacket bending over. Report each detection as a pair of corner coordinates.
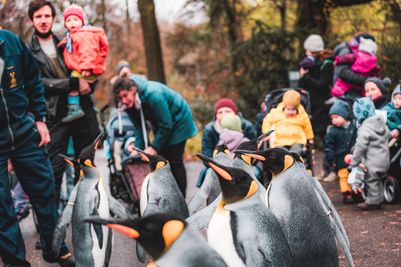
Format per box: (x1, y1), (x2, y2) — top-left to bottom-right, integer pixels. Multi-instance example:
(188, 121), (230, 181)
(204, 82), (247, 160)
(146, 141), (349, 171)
(112, 76), (198, 197)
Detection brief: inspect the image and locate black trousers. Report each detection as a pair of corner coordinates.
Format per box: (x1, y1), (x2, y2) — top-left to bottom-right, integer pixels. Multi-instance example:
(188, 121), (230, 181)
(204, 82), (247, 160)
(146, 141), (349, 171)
(47, 108), (100, 205)
(159, 141), (187, 197)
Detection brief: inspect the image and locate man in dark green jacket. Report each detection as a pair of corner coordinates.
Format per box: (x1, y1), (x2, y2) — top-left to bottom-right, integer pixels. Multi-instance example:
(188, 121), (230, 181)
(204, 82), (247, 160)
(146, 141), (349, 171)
(112, 76), (198, 197)
(0, 29), (74, 267)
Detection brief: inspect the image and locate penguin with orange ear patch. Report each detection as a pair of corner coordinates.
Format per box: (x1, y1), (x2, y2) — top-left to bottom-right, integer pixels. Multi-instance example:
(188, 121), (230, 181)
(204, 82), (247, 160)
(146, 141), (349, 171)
(234, 147), (344, 267)
(188, 144), (231, 215)
(85, 214), (228, 267)
(131, 147), (189, 219)
(52, 133), (132, 267)
(196, 154), (293, 267)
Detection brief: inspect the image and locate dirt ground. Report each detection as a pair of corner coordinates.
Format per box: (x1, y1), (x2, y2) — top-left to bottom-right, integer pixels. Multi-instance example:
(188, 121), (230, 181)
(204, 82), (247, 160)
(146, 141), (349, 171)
(4, 150), (401, 266)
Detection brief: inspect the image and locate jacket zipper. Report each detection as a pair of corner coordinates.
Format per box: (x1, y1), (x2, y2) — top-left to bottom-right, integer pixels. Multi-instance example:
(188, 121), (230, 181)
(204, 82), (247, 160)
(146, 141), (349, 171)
(0, 88), (15, 150)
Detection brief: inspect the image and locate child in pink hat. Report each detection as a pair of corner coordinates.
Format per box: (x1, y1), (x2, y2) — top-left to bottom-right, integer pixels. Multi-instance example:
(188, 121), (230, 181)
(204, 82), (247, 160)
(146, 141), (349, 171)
(58, 4), (109, 123)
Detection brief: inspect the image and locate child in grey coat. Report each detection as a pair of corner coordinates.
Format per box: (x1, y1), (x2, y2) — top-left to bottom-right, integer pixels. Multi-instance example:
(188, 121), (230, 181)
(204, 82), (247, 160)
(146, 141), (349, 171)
(349, 97), (390, 210)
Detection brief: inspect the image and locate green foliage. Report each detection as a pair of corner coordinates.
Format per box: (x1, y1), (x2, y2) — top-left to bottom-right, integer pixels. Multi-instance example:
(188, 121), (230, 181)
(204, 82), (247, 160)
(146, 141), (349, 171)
(379, 43), (401, 92)
(232, 21), (297, 119)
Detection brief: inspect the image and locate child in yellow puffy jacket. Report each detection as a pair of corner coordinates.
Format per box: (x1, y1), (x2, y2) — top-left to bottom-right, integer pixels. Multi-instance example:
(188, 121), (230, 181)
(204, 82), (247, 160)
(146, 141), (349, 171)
(262, 89), (314, 155)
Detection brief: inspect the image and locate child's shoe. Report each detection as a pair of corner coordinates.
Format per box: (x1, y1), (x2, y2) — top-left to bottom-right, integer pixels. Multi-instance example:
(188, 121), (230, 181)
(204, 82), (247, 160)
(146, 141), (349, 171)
(62, 105), (85, 123)
(322, 171), (338, 182)
(342, 192), (354, 204)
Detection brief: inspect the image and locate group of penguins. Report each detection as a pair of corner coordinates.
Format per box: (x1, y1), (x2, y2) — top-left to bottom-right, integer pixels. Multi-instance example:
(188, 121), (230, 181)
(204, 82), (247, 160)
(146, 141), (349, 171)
(51, 131), (355, 267)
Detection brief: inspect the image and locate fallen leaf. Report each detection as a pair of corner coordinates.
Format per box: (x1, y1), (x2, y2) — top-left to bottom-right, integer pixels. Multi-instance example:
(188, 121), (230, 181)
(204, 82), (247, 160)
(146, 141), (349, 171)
(361, 231), (369, 234)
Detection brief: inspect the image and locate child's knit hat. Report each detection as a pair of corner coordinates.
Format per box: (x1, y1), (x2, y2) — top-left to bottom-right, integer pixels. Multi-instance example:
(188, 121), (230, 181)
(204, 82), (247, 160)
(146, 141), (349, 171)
(283, 89), (301, 108)
(353, 97), (375, 124)
(221, 114), (242, 132)
(329, 100), (350, 120)
(63, 4), (84, 26)
(303, 34), (324, 52)
(358, 37), (377, 55)
(364, 77), (391, 94)
(392, 84), (401, 101)
(214, 98), (238, 114)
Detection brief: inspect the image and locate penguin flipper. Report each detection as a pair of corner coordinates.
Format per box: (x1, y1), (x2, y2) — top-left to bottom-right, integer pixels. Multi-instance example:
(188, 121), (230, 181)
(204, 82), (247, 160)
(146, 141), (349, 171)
(188, 169), (217, 215)
(51, 182), (79, 256)
(310, 175), (350, 248)
(91, 208), (104, 249)
(108, 194), (136, 219)
(186, 194), (220, 230)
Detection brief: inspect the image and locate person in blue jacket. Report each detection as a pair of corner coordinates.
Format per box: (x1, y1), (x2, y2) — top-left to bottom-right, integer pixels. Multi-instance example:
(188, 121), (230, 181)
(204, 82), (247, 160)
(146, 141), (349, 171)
(112, 76), (198, 197)
(201, 98), (257, 157)
(0, 30), (74, 266)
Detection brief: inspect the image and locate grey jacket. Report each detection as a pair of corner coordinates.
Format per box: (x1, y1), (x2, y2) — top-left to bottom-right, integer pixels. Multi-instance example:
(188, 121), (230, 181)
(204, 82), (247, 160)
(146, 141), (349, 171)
(350, 115), (390, 175)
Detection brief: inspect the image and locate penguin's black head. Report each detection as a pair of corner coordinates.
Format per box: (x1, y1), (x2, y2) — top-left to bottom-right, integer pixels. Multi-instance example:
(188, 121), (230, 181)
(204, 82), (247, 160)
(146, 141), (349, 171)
(85, 214), (186, 260)
(78, 132), (104, 168)
(235, 147), (295, 176)
(213, 143), (230, 157)
(58, 154), (82, 181)
(196, 153), (256, 204)
(233, 130), (274, 165)
(132, 147), (168, 172)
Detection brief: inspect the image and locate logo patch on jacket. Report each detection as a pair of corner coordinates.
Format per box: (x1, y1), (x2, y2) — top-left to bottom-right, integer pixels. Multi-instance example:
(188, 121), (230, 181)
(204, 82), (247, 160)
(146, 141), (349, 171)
(9, 70), (17, 88)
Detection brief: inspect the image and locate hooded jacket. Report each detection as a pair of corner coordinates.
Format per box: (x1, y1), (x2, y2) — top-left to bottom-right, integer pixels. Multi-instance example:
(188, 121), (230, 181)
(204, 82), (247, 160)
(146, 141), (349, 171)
(262, 102), (314, 147)
(58, 26), (109, 75)
(350, 115), (390, 174)
(126, 75), (198, 151)
(0, 30), (46, 152)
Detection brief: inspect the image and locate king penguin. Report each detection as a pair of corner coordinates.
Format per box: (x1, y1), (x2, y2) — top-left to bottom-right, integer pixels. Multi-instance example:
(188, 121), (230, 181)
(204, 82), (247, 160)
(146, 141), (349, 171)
(187, 144), (231, 215)
(132, 147), (189, 219)
(234, 147), (354, 267)
(197, 154), (294, 267)
(187, 131), (273, 230)
(52, 133), (132, 267)
(85, 213), (229, 267)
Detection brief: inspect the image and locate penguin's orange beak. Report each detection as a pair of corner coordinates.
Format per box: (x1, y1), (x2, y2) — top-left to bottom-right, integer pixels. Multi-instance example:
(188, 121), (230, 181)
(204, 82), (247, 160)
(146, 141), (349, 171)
(107, 224), (140, 239)
(209, 163), (232, 181)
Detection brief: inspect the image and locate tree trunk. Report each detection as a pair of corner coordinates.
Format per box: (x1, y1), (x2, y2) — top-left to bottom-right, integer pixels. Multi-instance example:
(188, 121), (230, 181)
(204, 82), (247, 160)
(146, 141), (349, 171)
(101, 0), (107, 33)
(295, 0), (328, 35)
(137, 0), (166, 83)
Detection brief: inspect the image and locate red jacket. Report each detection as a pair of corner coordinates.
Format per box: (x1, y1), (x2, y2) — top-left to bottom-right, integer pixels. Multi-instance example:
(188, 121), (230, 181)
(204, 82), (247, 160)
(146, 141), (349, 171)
(58, 26), (109, 75)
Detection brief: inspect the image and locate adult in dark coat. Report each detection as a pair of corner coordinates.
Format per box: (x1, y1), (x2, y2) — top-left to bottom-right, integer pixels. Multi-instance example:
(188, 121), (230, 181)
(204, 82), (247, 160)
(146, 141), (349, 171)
(27, 0), (100, 208)
(298, 34), (333, 141)
(201, 98), (256, 157)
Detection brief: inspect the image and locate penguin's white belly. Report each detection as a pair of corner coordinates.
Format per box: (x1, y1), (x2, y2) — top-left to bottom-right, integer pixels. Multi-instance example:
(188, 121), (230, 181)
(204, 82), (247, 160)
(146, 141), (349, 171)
(91, 182), (110, 267)
(208, 210), (245, 267)
(140, 175), (151, 215)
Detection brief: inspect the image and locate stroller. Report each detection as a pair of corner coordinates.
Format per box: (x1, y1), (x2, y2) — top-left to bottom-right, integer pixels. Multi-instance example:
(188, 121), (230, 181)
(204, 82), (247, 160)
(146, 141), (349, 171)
(260, 87), (315, 175)
(383, 139), (401, 203)
(104, 107), (150, 215)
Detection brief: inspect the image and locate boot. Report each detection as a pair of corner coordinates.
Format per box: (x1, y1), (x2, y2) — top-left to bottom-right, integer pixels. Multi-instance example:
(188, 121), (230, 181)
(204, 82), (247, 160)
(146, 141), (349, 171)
(323, 171), (338, 182)
(62, 105), (85, 123)
(357, 202), (382, 211)
(342, 192), (354, 204)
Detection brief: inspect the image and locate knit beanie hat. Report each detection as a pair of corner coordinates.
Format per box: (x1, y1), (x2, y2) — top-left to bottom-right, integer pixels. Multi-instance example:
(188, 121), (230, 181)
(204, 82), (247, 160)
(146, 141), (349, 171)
(283, 89), (301, 108)
(329, 100), (350, 120)
(64, 5), (84, 26)
(221, 114), (242, 132)
(303, 34), (324, 52)
(214, 98), (238, 114)
(353, 97), (375, 124)
(392, 84), (401, 101)
(358, 37), (377, 55)
(115, 60), (131, 75)
(364, 77), (391, 94)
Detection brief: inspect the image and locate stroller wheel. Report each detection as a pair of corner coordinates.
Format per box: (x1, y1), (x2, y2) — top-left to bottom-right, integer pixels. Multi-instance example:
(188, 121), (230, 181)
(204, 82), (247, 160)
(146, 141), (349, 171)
(384, 176), (400, 204)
